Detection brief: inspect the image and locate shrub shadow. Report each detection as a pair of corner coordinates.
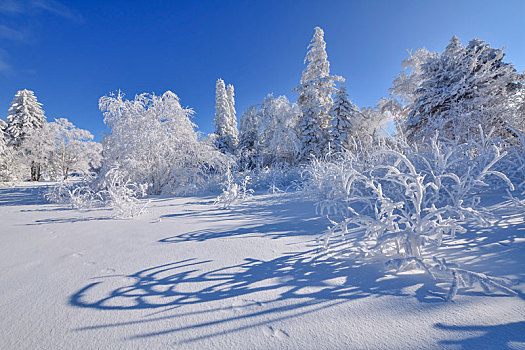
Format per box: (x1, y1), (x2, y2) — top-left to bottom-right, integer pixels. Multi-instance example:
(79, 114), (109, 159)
(435, 321), (525, 349)
(70, 249), (441, 342)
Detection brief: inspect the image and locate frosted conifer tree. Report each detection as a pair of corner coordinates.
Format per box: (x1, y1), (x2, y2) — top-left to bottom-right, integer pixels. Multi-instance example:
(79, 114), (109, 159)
(400, 36), (524, 142)
(213, 79), (238, 153)
(328, 84), (359, 153)
(5, 89), (48, 180)
(226, 84), (238, 142)
(6, 89), (46, 147)
(294, 27), (343, 161)
(238, 105), (259, 169)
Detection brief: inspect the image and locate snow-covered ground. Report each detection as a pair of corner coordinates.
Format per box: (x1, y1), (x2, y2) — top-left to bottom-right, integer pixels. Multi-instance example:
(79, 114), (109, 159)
(1, 183), (524, 349)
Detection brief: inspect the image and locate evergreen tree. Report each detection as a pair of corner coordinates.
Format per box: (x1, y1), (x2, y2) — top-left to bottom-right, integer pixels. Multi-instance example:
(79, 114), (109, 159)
(238, 105), (259, 169)
(294, 27), (343, 161)
(403, 36), (524, 142)
(328, 84), (359, 153)
(5, 89), (47, 180)
(6, 89), (46, 147)
(226, 84), (238, 143)
(213, 79), (238, 153)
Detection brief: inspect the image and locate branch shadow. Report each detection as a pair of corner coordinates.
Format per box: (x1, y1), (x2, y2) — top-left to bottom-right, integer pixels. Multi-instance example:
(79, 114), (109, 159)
(69, 249), (441, 342)
(157, 193), (325, 242)
(433, 200), (525, 281)
(159, 220), (324, 243)
(435, 321), (525, 349)
(26, 216), (113, 225)
(158, 193), (313, 221)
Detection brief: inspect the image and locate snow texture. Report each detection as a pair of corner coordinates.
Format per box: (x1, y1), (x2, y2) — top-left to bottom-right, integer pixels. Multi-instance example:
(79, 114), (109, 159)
(0, 182), (524, 349)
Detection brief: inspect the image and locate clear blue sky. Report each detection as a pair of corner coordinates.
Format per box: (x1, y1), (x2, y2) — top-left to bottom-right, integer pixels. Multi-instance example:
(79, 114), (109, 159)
(1, 0), (524, 140)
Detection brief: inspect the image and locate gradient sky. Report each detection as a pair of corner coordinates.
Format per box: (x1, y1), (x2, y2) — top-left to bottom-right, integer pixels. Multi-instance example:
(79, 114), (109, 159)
(1, 0), (524, 140)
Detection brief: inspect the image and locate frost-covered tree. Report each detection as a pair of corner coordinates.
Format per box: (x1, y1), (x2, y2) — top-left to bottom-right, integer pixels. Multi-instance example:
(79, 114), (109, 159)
(226, 83), (238, 136)
(21, 123), (54, 181)
(47, 118), (102, 179)
(238, 105), (259, 169)
(294, 27), (344, 161)
(390, 48), (439, 108)
(328, 84), (360, 153)
(0, 127), (13, 181)
(395, 36), (525, 142)
(5, 90), (49, 180)
(5, 89), (46, 147)
(238, 94), (300, 167)
(258, 94), (301, 166)
(213, 79), (238, 153)
(99, 91), (226, 195)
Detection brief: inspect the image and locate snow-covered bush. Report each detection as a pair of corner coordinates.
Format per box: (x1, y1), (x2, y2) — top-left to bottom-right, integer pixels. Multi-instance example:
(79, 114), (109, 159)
(429, 257), (517, 301)
(44, 167), (148, 219)
(45, 179), (102, 210)
(214, 169), (253, 209)
(242, 163), (302, 193)
(98, 90), (228, 195)
(100, 168), (148, 219)
(306, 128), (517, 300)
(495, 128), (525, 193)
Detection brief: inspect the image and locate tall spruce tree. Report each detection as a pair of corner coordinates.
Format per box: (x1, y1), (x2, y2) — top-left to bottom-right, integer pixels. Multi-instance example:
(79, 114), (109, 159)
(328, 84), (359, 153)
(294, 27), (343, 161)
(6, 89), (46, 147)
(238, 105), (259, 169)
(213, 79), (238, 153)
(6, 89), (47, 180)
(226, 83), (239, 146)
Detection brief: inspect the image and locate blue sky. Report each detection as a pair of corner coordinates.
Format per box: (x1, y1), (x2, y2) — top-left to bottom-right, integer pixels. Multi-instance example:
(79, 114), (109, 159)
(1, 0), (524, 140)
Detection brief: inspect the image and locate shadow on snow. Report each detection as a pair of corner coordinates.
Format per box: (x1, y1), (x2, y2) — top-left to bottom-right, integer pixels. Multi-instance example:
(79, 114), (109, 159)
(0, 185), (50, 206)
(69, 249), (445, 342)
(435, 321), (525, 349)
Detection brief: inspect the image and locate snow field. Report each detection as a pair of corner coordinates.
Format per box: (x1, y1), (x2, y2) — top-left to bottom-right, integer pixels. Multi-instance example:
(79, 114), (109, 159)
(1, 184), (524, 349)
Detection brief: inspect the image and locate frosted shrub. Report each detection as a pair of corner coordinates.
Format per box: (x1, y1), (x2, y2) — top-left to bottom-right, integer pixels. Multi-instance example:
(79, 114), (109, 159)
(45, 178), (102, 210)
(430, 257), (517, 301)
(240, 175), (254, 199)
(306, 129), (517, 300)
(101, 168), (148, 219)
(214, 169), (254, 209)
(496, 128), (525, 193)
